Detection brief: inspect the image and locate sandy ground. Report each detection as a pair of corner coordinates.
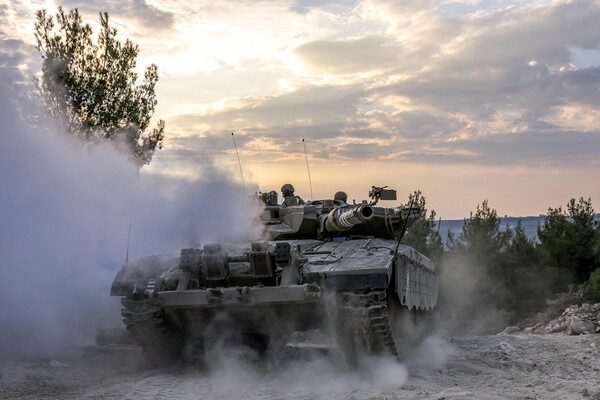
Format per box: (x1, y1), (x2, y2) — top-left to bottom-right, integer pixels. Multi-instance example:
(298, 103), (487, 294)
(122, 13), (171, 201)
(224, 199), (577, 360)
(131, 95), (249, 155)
(1, 333), (599, 400)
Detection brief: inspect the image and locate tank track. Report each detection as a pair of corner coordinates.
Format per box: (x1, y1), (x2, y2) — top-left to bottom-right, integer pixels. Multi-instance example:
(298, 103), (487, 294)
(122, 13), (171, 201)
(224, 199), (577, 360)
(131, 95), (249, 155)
(121, 297), (182, 362)
(336, 289), (398, 360)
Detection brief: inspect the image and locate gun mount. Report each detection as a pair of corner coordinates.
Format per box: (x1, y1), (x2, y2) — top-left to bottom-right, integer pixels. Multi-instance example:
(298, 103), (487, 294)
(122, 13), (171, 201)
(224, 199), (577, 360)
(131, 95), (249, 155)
(369, 185), (397, 205)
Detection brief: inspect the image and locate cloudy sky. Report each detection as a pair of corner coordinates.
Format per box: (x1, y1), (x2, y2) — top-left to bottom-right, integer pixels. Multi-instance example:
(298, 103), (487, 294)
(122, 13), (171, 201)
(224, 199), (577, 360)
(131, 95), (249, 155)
(2, 0), (600, 218)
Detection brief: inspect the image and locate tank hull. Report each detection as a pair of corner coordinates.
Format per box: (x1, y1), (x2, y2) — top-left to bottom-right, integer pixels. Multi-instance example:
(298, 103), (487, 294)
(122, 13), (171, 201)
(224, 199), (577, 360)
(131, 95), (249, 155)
(111, 237), (436, 364)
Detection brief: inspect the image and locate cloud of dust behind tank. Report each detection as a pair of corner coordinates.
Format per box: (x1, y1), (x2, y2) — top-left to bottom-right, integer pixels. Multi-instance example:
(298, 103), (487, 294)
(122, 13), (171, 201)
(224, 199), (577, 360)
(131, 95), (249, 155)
(0, 84), (262, 358)
(435, 252), (512, 335)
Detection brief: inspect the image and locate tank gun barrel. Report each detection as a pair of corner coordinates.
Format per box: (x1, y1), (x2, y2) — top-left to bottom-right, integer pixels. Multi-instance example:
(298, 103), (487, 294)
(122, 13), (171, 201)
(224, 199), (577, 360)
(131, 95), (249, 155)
(324, 204), (374, 233)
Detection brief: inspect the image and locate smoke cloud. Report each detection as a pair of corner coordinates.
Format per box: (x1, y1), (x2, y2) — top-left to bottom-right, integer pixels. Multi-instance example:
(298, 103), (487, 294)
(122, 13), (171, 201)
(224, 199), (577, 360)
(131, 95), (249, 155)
(193, 339), (410, 396)
(0, 82), (457, 394)
(0, 84), (261, 357)
(435, 252), (514, 335)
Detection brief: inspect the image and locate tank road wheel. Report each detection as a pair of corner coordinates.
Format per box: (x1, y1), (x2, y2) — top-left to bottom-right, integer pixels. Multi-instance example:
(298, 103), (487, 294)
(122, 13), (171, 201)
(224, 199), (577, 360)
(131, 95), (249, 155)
(121, 297), (184, 365)
(335, 290), (398, 365)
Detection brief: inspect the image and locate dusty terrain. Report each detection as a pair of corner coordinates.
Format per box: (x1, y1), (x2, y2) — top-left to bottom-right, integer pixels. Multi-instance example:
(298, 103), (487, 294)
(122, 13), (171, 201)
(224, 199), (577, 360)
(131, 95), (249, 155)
(1, 333), (599, 400)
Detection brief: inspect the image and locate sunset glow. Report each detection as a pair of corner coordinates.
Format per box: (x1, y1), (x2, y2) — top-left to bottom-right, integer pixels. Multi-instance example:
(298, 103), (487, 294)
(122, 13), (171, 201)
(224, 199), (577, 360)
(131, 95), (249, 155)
(2, 0), (599, 218)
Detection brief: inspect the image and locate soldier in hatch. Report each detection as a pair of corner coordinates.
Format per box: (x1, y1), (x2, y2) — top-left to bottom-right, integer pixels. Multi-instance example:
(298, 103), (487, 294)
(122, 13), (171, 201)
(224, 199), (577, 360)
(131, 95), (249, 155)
(281, 183), (305, 206)
(334, 191), (348, 204)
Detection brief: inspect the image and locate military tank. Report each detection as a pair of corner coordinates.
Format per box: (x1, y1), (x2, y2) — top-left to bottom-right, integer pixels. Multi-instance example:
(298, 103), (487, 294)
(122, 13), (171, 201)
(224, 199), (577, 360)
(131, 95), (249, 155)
(111, 184), (437, 365)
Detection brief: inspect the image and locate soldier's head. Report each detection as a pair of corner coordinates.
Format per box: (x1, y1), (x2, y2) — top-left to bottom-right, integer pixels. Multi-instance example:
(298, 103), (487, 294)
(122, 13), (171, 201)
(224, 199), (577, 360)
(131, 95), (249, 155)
(334, 191), (348, 203)
(281, 183), (295, 197)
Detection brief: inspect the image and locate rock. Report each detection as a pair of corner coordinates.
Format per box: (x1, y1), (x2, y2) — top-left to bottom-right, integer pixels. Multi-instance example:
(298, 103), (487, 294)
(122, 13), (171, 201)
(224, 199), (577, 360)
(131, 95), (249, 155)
(498, 341), (516, 355)
(568, 316), (595, 335)
(521, 302), (600, 335)
(501, 326), (520, 334)
(49, 360), (70, 368)
(565, 307), (575, 315)
(546, 319), (568, 334)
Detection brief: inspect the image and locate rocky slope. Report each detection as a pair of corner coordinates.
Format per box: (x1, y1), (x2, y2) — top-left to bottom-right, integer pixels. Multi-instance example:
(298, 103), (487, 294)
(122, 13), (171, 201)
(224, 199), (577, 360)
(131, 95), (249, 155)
(508, 302), (600, 336)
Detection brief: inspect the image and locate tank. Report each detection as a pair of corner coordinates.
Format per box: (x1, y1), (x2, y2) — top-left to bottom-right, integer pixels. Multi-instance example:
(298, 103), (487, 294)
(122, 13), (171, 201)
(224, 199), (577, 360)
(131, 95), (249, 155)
(111, 184), (437, 365)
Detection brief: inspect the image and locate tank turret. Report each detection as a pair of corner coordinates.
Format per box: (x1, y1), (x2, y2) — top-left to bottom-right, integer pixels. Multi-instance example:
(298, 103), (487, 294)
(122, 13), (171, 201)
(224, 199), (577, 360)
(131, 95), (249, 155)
(259, 184), (419, 241)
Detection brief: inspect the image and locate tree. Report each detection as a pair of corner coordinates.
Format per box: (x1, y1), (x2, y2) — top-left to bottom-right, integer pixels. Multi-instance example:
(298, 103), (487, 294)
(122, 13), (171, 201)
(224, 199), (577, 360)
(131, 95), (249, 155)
(537, 197), (599, 293)
(447, 200), (514, 292)
(581, 268), (600, 303)
(503, 221), (549, 318)
(34, 7), (165, 166)
(506, 221), (538, 267)
(400, 190), (444, 263)
(442, 200), (516, 331)
(447, 200), (512, 262)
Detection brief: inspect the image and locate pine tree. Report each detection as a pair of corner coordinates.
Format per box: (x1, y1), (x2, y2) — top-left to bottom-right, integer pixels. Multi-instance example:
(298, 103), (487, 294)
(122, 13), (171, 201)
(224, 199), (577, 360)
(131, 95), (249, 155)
(400, 190), (444, 263)
(34, 7), (165, 166)
(537, 197), (599, 292)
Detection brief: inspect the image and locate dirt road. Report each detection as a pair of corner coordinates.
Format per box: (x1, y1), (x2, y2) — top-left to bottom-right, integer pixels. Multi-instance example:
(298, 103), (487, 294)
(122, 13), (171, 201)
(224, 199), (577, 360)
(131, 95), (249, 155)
(1, 333), (599, 400)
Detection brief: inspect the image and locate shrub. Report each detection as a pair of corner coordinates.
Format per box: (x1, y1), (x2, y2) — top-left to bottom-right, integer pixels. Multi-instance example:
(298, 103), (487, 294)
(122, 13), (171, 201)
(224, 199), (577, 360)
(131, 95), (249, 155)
(580, 268), (600, 303)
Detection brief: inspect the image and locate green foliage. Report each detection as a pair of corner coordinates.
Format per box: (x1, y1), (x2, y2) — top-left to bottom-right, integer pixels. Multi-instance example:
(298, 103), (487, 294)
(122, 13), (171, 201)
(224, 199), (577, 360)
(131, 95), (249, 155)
(506, 221), (538, 266)
(589, 268), (600, 301)
(400, 190), (444, 263)
(439, 200), (510, 331)
(34, 7), (165, 166)
(503, 222), (550, 318)
(447, 200), (512, 262)
(438, 197), (599, 331)
(537, 197), (599, 292)
(441, 201), (552, 328)
(579, 268), (600, 303)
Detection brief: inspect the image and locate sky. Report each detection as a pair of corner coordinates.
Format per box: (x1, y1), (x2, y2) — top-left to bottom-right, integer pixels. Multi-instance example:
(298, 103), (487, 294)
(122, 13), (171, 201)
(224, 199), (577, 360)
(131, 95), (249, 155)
(2, 0), (600, 218)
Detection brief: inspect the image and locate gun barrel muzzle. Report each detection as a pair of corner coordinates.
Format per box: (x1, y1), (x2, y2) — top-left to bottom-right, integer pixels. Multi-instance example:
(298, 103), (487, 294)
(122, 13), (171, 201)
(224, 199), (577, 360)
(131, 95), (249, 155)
(324, 204), (374, 233)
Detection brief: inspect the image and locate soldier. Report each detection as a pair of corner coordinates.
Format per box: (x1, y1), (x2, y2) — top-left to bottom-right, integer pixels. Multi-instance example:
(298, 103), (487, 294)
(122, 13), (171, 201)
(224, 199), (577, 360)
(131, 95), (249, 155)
(334, 191), (348, 204)
(281, 183), (305, 206)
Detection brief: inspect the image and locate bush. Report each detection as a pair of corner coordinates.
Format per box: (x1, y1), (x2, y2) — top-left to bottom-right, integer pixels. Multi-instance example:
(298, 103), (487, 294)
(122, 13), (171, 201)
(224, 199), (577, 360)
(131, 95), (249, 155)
(580, 268), (600, 303)
(520, 289), (580, 328)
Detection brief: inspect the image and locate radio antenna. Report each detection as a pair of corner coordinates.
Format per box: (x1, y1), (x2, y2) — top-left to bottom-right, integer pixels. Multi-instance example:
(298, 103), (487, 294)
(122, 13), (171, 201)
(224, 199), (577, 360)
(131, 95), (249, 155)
(302, 138), (313, 199)
(125, 224), (131, 267)
(394, 198), (415, 257)
(231, 132), (246, 191)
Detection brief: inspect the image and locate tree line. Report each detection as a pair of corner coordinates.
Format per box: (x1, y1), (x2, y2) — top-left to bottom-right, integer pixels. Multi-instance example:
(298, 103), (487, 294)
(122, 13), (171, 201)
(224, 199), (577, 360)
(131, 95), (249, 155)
(402, 193), (600, 331)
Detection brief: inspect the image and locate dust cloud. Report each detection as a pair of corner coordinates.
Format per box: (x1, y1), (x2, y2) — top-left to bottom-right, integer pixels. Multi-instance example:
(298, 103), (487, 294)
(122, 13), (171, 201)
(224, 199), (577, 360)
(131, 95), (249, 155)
(0, 82), (455, 394)
(182, 298), (455, 394)
(186, 339), (410, 396)
(436, 253), (512, 335)
(405, 335), (459, 371)
(0, 84), (261, 358)
(181, 327), (457, 395)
